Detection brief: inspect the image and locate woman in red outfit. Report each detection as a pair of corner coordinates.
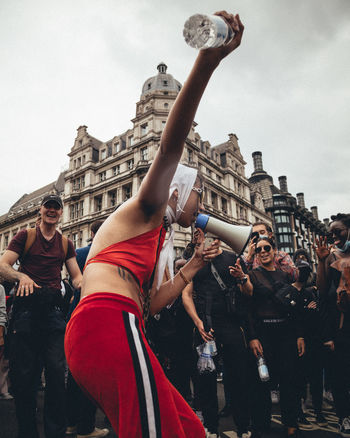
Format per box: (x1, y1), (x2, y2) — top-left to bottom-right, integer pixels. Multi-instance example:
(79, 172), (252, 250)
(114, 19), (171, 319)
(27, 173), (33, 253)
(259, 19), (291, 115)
(65, 12), (244, 438)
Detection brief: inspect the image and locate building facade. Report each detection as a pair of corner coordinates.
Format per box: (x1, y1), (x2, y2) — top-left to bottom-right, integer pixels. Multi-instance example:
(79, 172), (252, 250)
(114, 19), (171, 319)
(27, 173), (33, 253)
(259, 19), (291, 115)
(249, 151), (327, 267)
(0, 63), (270, 257)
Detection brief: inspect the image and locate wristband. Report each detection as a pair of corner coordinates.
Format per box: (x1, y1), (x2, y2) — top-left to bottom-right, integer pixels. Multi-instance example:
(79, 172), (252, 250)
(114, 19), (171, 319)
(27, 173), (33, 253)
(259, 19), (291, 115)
(179, 268), (190, 286)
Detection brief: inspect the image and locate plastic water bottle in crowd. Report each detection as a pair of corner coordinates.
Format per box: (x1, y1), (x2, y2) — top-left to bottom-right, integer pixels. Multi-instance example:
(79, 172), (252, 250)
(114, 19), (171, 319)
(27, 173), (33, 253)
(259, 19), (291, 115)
(196, 341), (216, 374)
(257, 355), (270, 382)
(207, 339), (218, 356)
(183, 14), (235, 49)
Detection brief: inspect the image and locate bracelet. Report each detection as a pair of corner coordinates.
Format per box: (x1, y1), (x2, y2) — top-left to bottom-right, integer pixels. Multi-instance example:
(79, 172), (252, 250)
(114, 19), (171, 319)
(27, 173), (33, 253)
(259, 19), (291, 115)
(179, 268), (190, 286)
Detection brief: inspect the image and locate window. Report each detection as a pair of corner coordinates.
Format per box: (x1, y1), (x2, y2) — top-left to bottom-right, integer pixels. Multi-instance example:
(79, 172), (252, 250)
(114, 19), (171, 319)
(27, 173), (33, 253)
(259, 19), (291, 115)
(217, 175), (222, 184)
(72, 176), (85, 191)
(95, 196), (102, 212)
(114, 143), (120, 153)
(128, 135), (134, 146)
(188, 149), (193, 163)
(109, 191), (117, 207)
(101, 149), (106, 160)
(162, 121), (166, 130)
(141, 123), (148, 136)
(77, 157), (81, 167)
(99, 171), (106, 182)
(72, 233), (78, 248)
(274, 214), (290, 223)
(70, 201), (84, 219)
(107, 145), (112, 157)
(4, 235), (9, 248)
(211, 192), (217, 208)
(206, 168), (211, 177)
(127, 159), (134, 170)
(164, 103), (169, 109)
(112, 165), (120, 176)
(163, 80), (168, 86)
(221, 198), (227, 214)
(123, 184), (132, 200)
(82, 155), (86, 164)
(141, 147), (148, 161)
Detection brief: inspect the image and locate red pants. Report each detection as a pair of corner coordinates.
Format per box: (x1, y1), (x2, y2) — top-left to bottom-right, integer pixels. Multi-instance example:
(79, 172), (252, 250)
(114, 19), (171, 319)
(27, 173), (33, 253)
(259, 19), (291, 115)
(65, 293), (205, 438)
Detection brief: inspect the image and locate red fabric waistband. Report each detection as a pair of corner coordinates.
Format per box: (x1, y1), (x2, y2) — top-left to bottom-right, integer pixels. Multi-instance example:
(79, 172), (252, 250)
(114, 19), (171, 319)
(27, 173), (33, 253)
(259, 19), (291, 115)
(75, 292), (143, 323)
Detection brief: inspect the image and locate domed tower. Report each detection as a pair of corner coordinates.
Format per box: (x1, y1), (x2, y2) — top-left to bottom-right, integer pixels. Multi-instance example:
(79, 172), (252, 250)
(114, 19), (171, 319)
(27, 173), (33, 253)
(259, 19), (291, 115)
(132, 62), (183, 143)
(141, 62), (182, 98)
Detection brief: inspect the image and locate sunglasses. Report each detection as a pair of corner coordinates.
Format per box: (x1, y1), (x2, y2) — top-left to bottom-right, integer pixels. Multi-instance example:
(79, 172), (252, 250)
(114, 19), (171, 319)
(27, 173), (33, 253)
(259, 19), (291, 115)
(256, 245), (272, 254)
(192, 187), (204, 203)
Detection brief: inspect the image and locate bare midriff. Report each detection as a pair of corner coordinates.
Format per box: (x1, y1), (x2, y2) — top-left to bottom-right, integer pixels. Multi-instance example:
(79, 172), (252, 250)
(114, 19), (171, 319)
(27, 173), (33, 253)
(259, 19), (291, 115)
(81, 262), (143, 311)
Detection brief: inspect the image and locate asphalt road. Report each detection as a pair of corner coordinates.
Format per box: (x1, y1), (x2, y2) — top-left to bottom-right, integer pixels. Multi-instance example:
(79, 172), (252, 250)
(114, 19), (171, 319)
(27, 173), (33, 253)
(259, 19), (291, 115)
(0, 382), (340, 438)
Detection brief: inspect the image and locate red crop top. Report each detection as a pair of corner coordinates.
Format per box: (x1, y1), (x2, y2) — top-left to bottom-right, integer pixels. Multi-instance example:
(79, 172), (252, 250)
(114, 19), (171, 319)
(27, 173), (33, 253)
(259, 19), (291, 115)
(85, 224), (166, 296)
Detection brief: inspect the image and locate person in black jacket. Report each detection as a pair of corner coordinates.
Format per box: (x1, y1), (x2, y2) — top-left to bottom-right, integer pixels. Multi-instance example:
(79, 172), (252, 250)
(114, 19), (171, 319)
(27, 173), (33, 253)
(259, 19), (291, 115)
(183, 247), (251, 438)
(292, 259), (329, 429)
(231, 236), (304, 438)
(316, 213), (350, 437)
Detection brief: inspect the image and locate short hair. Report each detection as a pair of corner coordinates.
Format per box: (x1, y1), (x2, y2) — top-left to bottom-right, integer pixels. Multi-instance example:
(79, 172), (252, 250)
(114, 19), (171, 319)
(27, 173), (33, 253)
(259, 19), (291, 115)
(330, 213), (350, 229)
(256, 236), (276, 249)
(253, 221), (273, 233)
(91, 220), (104, 235)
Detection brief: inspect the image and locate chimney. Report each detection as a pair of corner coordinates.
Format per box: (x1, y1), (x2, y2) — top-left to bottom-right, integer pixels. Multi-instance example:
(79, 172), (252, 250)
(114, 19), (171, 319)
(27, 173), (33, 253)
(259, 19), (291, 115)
(311, 206), (319, 220)
(252, 151), (264, 172)
(278, 176), (288, 193)
(323, 218), (330, 227)
(296, 192), (305, 208)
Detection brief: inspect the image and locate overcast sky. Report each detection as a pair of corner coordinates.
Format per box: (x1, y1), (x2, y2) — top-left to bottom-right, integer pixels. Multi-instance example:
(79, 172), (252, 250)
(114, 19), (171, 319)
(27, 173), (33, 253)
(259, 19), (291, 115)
(1, 0), (349, 221)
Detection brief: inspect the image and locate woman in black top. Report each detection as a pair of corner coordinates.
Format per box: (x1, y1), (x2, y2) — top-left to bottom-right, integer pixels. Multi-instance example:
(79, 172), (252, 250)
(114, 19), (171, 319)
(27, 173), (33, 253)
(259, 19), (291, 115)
(231, 237), (304, 438)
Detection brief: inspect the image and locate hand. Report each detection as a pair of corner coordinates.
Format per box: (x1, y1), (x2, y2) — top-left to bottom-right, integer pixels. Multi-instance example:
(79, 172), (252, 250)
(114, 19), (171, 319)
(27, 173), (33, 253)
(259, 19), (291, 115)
(306, 301), (317, 310)
(249, 339), (263, 358)
(314, 236), (330, 262)
(324, 340), (335, 351)
(196, 319), (214, 343)
(199, 12), (244, 64)
(16, 274), (41, 296)
(297, 338), (305, 357)
(246, 240), (256, 262)
(193, 229), (221, 263)
(229, 258), (245, 279)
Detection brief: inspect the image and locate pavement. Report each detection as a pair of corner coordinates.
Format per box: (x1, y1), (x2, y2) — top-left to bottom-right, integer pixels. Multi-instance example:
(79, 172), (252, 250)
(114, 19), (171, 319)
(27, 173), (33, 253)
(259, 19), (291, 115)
(0, 384), (341, 438)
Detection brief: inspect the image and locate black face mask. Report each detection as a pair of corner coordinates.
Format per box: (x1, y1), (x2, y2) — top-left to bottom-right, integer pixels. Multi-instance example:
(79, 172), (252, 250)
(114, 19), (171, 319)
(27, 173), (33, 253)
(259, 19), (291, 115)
(298, 267), (311, 283)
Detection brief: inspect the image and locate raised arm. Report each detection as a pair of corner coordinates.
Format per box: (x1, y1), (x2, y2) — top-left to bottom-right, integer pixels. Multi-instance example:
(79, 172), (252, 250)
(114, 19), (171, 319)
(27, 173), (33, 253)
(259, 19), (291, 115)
(138, 13), (244, 216)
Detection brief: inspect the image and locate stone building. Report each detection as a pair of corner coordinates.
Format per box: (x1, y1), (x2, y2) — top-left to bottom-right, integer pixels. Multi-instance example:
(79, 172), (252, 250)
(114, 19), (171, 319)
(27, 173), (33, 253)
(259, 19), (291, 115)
(0, 63), (270, 257)
(249, 151), (327, 266)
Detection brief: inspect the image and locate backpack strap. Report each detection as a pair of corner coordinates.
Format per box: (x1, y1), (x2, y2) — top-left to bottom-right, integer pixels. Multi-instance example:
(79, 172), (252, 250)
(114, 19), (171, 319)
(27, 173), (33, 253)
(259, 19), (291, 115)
(21, 228), (37, 260)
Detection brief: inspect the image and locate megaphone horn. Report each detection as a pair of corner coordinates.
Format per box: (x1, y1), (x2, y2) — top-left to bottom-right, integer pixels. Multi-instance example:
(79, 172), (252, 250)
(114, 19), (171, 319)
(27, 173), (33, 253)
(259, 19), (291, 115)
(195, 214), (252, 255)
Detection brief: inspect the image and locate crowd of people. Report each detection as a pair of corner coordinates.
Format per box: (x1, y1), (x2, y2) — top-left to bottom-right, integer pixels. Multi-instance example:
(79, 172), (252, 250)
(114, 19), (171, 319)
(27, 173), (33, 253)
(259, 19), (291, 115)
(0, 10), (349, 438)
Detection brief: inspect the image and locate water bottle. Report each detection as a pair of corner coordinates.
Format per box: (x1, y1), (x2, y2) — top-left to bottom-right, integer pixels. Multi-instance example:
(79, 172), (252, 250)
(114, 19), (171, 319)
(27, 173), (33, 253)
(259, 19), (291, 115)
(257, 355), (270, 382)
(183, 14), (235, 49)
(196, 341), (216, 374)
(207, 339), (218, 356)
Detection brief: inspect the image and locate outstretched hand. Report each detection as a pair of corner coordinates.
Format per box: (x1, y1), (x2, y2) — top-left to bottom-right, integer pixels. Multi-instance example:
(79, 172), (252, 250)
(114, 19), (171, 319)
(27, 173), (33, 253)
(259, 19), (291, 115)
(314, 236), (330, 261)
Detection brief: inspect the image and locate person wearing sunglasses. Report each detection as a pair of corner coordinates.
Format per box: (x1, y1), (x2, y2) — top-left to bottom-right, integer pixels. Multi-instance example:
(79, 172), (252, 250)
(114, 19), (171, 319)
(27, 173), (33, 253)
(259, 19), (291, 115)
(230, 236), (304, 438)
(244, 222), (298, 282)
(315, 213), (350, 437)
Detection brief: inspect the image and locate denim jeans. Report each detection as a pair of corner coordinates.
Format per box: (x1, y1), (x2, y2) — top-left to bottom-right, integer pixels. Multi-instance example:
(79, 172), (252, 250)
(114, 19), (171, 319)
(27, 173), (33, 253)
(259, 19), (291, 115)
(9, 304), (67, 438)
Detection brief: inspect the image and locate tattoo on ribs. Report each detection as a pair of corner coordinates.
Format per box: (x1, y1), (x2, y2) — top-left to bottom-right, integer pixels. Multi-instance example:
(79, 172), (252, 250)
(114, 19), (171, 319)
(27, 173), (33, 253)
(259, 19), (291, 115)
(117, 266), (134, 284)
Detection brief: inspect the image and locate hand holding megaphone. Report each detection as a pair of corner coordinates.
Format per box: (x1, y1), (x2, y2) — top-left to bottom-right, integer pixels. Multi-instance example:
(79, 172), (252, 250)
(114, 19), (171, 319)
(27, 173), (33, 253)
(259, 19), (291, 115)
(195, 214), (252, 255)
(192, 228), (221, 262)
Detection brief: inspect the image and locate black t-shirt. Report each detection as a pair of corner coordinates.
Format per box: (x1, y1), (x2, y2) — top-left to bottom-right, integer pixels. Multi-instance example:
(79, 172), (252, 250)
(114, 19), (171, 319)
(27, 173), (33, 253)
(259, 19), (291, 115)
(248, 268), (293, 320)
(193, 250), (239, 316)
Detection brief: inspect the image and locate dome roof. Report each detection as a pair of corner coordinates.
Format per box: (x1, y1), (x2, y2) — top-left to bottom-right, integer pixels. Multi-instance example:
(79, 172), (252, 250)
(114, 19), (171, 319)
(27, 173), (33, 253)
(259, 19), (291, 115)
(141, 62), (182, 97)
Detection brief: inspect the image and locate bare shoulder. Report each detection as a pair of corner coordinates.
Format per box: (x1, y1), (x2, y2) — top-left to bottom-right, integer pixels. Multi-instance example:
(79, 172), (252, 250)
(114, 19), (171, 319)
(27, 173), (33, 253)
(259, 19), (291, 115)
(87, 197), (164, 260)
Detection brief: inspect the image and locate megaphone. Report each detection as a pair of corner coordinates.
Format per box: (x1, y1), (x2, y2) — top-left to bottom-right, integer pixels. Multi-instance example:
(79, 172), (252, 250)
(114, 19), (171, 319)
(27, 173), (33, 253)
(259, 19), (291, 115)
(195, 213), (252, 255)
